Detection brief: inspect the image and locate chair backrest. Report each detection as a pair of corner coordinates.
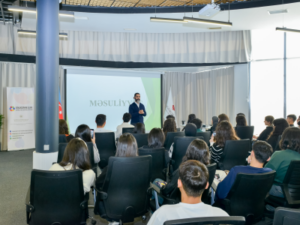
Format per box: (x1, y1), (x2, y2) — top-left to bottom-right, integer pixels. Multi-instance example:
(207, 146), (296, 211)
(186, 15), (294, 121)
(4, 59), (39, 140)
(59, 134), (67, 143)
(282, 160), (300, 206)
(176, 128), (181, 132)
(122, 127), (135, 134)
(226, 172), (276, 221)
(274, 135), (282, 151)
(132, 133), (149, 148)
(202, 163), (217, 204)
(101, 156), (152, 223)
(164, 216), (246, 225)
(235, 126), (254, 141)
(164, 132), (184, 150)
(196, 131), (211, 146)
(172, 136), (198, 171)
(28, 169), (85, 225)
(95, 132), (116, 169)
(57, 142), (95, 168)
(273, 207), (300, 225)
(219, 139), (251, 170)
(138, 147), (165, 181)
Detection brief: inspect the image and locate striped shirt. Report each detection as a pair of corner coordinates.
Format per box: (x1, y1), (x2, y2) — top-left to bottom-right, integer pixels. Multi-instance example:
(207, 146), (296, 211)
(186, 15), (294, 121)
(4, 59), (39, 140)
(209, 143), (224, 163)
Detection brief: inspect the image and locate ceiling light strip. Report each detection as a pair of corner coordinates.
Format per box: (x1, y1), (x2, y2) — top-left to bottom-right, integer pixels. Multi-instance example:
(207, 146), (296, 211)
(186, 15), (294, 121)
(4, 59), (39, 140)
(150, 17), (187, 23)
(8, 6), (74, 17)
(276, 27), (300, 33)
(18, 29), (68, 37)
(183, 16), (232, 27)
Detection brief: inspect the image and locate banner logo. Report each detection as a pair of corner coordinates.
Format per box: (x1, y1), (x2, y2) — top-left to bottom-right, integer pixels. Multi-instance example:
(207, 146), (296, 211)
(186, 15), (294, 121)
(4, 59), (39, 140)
(9, 106), (15, 111)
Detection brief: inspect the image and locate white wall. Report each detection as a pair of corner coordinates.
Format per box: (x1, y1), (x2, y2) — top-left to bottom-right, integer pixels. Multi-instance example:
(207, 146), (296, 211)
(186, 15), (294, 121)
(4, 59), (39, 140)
(233, 64), (250, 124)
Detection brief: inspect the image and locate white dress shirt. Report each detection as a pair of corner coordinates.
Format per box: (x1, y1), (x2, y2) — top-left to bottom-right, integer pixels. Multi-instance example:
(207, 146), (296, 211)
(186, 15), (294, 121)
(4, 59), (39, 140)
(116, 122), (134, 139)
(135, 101), (140, 108)
(94, 127), (113, 133)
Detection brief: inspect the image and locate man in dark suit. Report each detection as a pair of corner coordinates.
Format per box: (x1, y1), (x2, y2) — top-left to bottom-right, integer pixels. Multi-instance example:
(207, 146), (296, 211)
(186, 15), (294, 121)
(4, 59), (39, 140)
(129, 93), (147, 125)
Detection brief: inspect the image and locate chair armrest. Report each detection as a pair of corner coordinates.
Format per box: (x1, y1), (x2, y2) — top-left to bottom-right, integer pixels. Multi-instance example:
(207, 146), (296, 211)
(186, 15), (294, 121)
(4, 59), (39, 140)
(80, 200), (88, 210)
(95, 187), (108, 200)
(150, 182), (161, 194)
(26, 204), (34, 224)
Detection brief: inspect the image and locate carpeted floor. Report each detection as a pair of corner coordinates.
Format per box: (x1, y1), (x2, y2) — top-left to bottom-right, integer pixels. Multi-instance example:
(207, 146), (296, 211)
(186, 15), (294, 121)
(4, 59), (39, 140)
(0, 150), (273, 225)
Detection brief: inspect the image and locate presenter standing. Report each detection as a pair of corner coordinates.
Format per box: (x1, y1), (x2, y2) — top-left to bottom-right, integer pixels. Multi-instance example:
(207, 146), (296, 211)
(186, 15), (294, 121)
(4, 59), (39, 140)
(129, 93), (147, 125)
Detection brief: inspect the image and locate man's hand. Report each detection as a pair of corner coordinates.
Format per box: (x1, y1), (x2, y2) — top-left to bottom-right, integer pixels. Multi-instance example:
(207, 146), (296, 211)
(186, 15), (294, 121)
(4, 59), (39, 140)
(139, 110), (144, 114)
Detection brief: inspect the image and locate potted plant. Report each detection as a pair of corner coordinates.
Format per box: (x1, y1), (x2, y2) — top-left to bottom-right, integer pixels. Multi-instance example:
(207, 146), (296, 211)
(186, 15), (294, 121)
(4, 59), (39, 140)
(0, 114), (4, 151)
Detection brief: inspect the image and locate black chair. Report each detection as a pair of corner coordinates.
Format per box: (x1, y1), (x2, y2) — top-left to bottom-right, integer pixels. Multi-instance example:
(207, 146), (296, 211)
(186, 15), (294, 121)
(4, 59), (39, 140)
(26, 169), (88, 225)
(139, 147), (166, 181)
(274, 135), (282, 152)
(122, 127), (135, 134)
(196, 131), (211, 146)
(235, 126), (254, 141)
(164, 132), (184, 151)
(202, 163), (217, 204)
(132, 133), (149, 148)
(273, 207), (300, 225)
(164, 216), (246, 225)
(218, 171), (276, 224)
(59, 134), (67, 143)
(176, 128), (181, 132)
(95, 132), (116, 169)
(218, 139), (251, 170)
(170, 136), (199, 172)
(265, 160), (300, 208)
(95, 156), (152, 224)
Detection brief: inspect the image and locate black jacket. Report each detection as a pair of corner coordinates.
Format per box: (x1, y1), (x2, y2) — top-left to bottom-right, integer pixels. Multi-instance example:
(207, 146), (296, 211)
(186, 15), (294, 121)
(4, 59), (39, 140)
(257, 126), (273, 141)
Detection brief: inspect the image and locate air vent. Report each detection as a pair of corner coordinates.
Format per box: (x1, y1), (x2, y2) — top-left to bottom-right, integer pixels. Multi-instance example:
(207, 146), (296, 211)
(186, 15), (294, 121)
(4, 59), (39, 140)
(268, 9), (288, 15)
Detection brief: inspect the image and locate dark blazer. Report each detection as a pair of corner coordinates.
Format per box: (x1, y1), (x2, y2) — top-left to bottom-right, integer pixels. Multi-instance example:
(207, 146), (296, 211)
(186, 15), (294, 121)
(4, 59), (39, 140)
(257, 126), (273, 141)
(129, 102), (147, 124)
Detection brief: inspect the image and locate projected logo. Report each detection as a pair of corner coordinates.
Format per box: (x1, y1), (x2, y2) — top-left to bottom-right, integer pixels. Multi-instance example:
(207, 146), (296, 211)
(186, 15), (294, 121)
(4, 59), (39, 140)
(9, 106), (15, 111)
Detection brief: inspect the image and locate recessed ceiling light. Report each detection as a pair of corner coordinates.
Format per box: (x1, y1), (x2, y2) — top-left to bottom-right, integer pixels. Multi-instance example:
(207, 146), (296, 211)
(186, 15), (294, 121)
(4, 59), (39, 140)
(268, 9), (288, 15)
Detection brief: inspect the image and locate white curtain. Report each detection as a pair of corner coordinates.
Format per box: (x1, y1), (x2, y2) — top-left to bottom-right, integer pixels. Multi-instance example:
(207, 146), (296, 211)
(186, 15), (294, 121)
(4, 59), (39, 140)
(0, 23), (251, 63)
(0, 61), (65, 149)
(163, 67), (235, 127)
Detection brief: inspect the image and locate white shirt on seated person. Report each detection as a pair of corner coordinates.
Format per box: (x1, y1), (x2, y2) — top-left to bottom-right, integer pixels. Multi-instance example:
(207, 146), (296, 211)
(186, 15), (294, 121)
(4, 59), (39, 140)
(116, 121), (134, 139)
(49, 163), (95, 194)
(94, 122), (113, 133)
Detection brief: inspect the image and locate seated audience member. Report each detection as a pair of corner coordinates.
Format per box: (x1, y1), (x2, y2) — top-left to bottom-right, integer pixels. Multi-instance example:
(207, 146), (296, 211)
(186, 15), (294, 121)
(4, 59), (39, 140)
(191, 118), (203, 132)
(59, 119), (74, 142)
(182, 114), (196, 131)
(215, 141), (273, 201)
(253, 116), (274, 141)
(95, 134), (138, 219)
(75, 124), (100, 164)
(207, 116), (218, 134)
(287, 114), (297, 127)
(236, 115), (247, 126)
(140, 128), (165, 149)
(166, 115), (175, 120)
(134, 122), (145, 134)
(50, 138), (95, 194)
(163, 118), (177, 138)
(237, 113), (245, 117)
(209, 121), (239, 164)
(116, 113), (134, 139)
(266, 118), (289, 150)
(95, 114), (113, 132)
(265, 127), (300, 199)
(169, 123), (197, 158)
(148, 160), (228, 225)
(218, 114), (230, 123)
(154, 139), (210, 200)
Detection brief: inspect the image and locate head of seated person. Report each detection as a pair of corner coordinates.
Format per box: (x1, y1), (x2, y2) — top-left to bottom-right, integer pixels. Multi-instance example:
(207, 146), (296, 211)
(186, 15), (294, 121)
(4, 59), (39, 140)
(123, 113), (131, 123)
(237, 113), (245, 117)
(166, 115), (175, 120)
(75, 124), (92, 143)
(268, 118), (289, 138)
(60, 138), (91, 170)
(218, 113), (230, 123)
(214, 121), (239, 147)
(187, 114), (196, 124)
(191, 118), (202, 132)
(59, 119), (70, 135)
(134, 122), (145, 134)
(287, 114), (297, 126)
(184, 123), (197, 137)
(95, 114), (107, 128)
(236, 115), (247, 127)
(249, 141), (273, 166)
(147, 128), (165, 148)
(178, 160), (209, 203)
(116, 133), (138, 157)
(279, 127), (300, 154)
(265, 115), (274, 127)
(163, 118), (177, 137)
(183, 139), (210, 166)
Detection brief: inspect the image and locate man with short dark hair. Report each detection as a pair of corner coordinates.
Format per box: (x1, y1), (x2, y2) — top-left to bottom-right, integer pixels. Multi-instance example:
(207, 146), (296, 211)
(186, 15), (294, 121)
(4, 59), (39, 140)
(148, 160), (228, 225)
(115, 113), (134, 139)
(191, 118), (203, 132)
(95, 114), (113, 133)
(129, 93), (147, 125)
(287, 114), (297, 127)
(215, 141), (273, 201)
(166, 115), (175, 120)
